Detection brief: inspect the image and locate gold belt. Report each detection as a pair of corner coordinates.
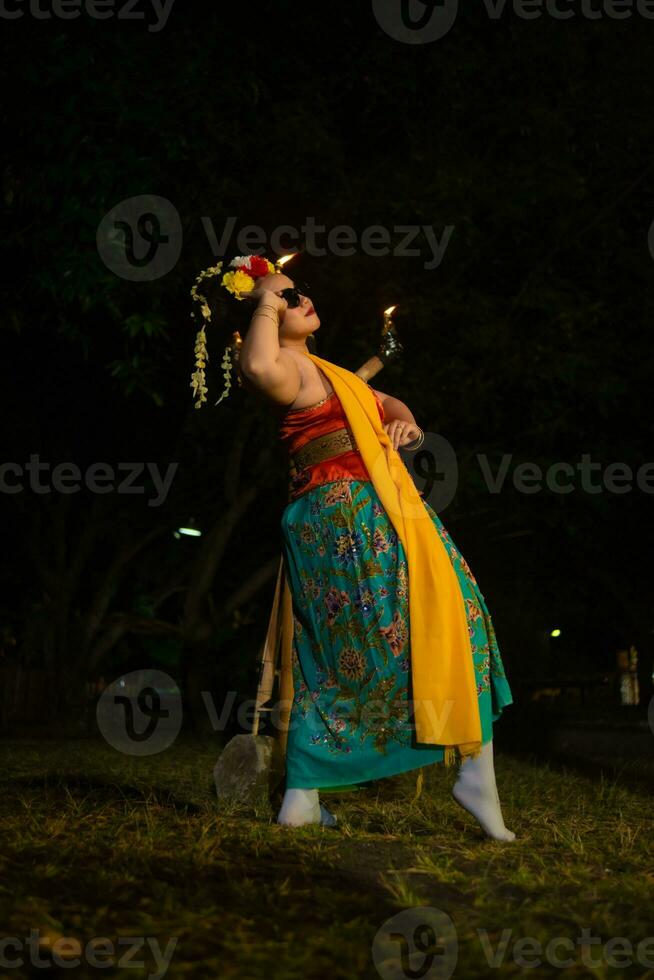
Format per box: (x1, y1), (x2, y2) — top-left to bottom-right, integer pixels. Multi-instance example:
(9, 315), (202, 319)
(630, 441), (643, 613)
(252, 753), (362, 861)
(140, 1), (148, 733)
(289, 426), (357, 477)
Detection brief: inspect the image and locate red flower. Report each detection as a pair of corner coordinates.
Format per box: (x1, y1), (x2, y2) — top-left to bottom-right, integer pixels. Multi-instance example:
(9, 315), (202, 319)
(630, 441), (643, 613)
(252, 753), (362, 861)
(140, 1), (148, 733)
(247, 256), (272, 279)
(231, 262), (255, 279)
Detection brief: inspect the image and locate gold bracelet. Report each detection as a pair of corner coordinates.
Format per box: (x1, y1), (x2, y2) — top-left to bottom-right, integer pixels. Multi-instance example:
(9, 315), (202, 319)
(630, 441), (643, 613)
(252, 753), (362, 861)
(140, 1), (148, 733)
(254, 304), (280, 319)
(252, 310), (279, 326)
(251, 311), (279, 327)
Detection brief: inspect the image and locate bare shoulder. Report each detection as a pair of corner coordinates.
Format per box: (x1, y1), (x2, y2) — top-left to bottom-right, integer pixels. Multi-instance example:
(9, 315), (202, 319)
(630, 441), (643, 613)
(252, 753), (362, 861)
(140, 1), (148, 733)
(276, 347), (308, 394)
(237, 348), (304, 408)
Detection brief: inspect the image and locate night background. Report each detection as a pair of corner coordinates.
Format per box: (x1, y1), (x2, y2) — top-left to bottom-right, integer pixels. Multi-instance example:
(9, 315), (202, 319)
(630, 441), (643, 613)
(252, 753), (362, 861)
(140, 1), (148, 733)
(1, 2), (653, 977)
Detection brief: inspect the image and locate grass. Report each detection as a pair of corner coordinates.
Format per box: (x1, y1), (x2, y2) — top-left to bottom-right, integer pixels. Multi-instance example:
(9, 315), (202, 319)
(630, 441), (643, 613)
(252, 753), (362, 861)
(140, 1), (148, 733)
(0, 735), (653, 979)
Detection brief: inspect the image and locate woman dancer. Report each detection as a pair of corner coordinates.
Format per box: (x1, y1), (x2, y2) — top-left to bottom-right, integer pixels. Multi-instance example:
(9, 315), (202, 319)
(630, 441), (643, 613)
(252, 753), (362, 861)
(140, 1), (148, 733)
(190, 256), (516, 842)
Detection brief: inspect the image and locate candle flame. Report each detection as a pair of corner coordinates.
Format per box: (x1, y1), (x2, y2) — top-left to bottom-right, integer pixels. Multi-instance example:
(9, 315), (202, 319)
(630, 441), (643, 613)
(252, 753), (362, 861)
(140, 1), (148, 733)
(384, 305), (397, 316)
(276, 254), (298, 269)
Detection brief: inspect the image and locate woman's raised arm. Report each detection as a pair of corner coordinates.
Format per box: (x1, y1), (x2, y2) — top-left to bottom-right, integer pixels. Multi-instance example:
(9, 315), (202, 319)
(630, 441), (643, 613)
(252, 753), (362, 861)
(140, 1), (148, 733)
(239, 291), (302, 407)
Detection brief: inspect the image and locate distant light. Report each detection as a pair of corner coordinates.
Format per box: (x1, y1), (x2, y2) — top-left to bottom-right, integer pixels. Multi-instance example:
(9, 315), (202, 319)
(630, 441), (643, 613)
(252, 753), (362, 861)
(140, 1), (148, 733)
(178, 526), (202, 537)
(383, 305), (398, 316)
(550, 628), (561, 638)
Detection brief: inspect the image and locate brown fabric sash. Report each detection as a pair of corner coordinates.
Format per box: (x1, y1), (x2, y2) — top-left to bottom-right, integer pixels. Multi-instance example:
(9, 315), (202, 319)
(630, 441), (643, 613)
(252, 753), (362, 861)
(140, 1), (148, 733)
(288, 425), (356, 478)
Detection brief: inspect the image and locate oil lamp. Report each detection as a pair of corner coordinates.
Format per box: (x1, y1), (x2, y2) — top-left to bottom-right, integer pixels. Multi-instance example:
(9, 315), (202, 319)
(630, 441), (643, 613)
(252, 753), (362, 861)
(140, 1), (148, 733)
(354, 303), (404, 382)
(379, 305), (404, 364)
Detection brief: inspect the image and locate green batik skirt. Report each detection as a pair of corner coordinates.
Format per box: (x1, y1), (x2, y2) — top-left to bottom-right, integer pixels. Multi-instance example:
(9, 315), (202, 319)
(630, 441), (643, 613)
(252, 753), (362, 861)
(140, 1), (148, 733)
(279, 479), (513, 790)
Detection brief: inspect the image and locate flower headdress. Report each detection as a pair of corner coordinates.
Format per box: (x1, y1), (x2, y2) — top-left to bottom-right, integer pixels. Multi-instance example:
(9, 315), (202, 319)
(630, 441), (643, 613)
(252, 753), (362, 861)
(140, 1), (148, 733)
(190, 253), (284, 409)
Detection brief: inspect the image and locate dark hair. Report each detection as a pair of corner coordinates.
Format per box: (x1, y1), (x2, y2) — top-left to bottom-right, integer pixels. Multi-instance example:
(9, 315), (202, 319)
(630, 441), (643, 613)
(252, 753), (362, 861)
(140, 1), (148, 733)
(191, 272), (255, 340)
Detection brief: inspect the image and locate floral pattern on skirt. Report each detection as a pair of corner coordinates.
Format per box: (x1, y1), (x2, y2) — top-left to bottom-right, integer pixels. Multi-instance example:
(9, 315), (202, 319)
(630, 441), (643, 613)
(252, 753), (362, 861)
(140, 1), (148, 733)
(279, 479), (513, 790)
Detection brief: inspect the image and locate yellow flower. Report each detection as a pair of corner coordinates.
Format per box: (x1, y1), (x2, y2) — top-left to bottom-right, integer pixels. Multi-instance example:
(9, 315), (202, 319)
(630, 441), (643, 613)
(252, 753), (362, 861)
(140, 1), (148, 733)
(222, 269), (255, 299)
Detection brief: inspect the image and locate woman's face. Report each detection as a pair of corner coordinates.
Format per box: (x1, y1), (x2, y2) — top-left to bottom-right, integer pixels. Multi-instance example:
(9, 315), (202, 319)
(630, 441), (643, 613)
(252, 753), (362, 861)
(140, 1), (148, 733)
(253, 272), (320, 346)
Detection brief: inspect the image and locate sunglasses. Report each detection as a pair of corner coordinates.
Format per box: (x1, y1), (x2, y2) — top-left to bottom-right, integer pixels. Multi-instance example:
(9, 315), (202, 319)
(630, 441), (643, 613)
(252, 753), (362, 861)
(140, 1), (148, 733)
(277, 281), (310, 309)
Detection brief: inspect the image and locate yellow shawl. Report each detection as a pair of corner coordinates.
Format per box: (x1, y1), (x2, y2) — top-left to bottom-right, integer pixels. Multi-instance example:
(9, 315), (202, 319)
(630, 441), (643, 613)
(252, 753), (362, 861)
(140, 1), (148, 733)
(266, 352), (482, 771)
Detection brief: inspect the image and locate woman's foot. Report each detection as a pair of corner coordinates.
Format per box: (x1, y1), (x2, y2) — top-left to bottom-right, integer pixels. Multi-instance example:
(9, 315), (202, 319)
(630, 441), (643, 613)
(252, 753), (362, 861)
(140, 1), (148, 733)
(451, 739), (516, 841)
(277, 788), (338, 827)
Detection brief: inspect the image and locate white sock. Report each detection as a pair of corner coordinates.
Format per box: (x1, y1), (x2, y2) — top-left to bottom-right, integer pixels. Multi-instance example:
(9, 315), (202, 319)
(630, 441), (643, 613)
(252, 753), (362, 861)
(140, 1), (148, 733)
(277, 788), (320, 827)
(451, 739), (516, 841)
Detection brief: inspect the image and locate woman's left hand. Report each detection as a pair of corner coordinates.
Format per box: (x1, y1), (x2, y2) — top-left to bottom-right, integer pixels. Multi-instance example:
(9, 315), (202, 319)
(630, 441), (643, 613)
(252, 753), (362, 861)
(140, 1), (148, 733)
(383, 420), (422, 451)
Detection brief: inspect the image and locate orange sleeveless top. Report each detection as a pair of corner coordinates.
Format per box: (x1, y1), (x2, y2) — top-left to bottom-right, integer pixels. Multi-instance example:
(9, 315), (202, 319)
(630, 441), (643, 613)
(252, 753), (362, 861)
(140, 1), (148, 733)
(278, 385), (385, 502)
